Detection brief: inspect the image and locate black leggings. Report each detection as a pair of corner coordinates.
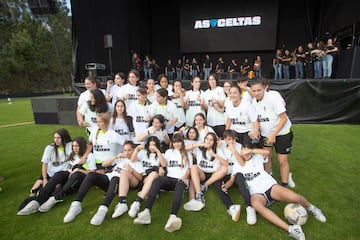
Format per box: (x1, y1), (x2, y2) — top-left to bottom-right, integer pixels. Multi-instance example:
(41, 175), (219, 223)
(145, 176), (186, 215)
(234, 172), (251, 207)
(36, 171), (70, 205)
(75, 172), (109, 202)
(54, 171), (86, 201)
(74, 172), (119, 207)
(213, 174), (233, 209)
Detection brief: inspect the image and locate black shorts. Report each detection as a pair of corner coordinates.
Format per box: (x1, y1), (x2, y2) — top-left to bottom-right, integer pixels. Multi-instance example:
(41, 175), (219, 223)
(261, 130), (293, 154)
(262, 184), (276, 207)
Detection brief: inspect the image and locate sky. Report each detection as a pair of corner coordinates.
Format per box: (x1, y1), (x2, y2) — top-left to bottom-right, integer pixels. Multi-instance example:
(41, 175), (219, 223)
(65, 0), (71, 15)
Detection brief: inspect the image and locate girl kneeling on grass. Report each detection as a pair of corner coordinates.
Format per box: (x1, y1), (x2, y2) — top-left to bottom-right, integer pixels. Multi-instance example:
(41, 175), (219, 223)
(232, 147), (326, 240)
(134, 133), (192, 232)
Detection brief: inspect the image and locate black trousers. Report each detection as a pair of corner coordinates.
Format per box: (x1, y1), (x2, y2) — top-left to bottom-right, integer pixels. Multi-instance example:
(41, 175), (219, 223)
(145, 176), (186, 215)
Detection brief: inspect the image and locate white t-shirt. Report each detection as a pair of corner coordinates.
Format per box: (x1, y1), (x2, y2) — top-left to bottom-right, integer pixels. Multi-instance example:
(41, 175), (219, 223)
(105, 158), (145, 180)
(109, 117), (131, 152)
(136, 149), (162, 170)
(164, 149), (192, 179)
(109, 84), (123, 106)
(78, 89), (106, 108)
(194, 147), (226, 173)
(252, 91), (291, 137)
(128, 101), (151, 144)
(184, 90), (206, 126)
(88, 128), (122, 163)
(148, 101), (178, 134)
(219, 141), (242, 175)
(79, 102), (113, 134)
(171, 97), (186, 128)
(203, 86), (226, 126)
(41, 142), (72, 177)
(68, 152), (97, 171)
(119, 83), (139, 108)
(232, 153), (277, 195)
(225, 100), (258, 133)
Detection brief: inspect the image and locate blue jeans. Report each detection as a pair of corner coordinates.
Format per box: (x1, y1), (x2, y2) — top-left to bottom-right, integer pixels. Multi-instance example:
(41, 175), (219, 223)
(144, 68), (152, 80)
(273, 64), (282, 79)
(314, 60), (322, 79)
(167, 71), (174, 80)
(295, 61), (304, 79)
(204, 68), (211, 80)
(255, 68), (262, 77)
(176, 70), (182, 80)
(282, 65), (290, 79)
(183, 70), (190, 80)
(322, 54), (333, 78)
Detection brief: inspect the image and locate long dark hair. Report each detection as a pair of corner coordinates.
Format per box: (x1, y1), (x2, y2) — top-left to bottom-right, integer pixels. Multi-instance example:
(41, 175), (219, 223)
(88, 88), (108, 113)
(69, 136), (87, 161)
(172, 133), (188, 168)
(145, 136), (161, 159)
(112, 99), (127, 125)
(200, 132), (217, 161)
(51, 128), (72, 161)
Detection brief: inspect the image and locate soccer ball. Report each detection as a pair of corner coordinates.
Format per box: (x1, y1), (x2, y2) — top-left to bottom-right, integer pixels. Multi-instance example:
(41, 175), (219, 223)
(284, 203), (308, 225)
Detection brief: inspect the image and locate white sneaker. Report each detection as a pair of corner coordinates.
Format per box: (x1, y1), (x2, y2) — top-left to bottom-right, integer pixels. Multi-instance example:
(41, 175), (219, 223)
(17, 200), (40, 215)
(288, 172), (296, 188)
(228, 205), (241, 222)
(63, 201), (82, 223)
(289, 224), (305, 240)
(90, 205), (108, 225)
(308, 205), (326, 223)
(112, 203), (128, 218)
(183, 199), (204, 211)
(246, 206), (257, 225)
(38, 196), (57, 212)
(134, 209), (151, 224)
(164, 214), (182, 232)
(128, 201), (141, 218)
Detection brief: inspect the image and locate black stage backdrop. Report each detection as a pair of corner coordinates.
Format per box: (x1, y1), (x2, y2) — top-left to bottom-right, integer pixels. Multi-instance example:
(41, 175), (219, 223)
(71, 0), (360, 81)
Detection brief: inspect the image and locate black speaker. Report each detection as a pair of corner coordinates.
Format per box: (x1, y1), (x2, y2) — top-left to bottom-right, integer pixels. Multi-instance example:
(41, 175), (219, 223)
(27, 0), (58, 15)
(104, 34), (113, 48)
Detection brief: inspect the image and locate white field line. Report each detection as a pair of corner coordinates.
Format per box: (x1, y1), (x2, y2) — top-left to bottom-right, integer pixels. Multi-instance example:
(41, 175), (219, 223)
(0, 121), (34, 128)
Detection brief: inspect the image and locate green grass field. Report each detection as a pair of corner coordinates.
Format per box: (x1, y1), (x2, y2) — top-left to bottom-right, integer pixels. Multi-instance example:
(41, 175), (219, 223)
(0, 97), (359, 240)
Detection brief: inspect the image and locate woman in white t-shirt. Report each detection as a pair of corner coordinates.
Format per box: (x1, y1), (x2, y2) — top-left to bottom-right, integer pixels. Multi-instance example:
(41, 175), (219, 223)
(17, 128), (73, 214)
(232, 147), (326, 240)
(184, 76), (206, 127)
(171, 79), (186, 131)
(88, 141), (144, 225)
(27, 128), (72, 198)
(118, 69), (140, 108)
(128, 87), (152, 144)
(125, 136), (166, 219)
(79, 88), (113, 136)
(202, 73), (226, 137)
(225, 85), (260, 147)
(18, 136), (97, 215)
(183, 132), (228, 211)
(134, 133), (192, 232)
(110, 99), (133, 152)
(136, 114), (171, 151)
